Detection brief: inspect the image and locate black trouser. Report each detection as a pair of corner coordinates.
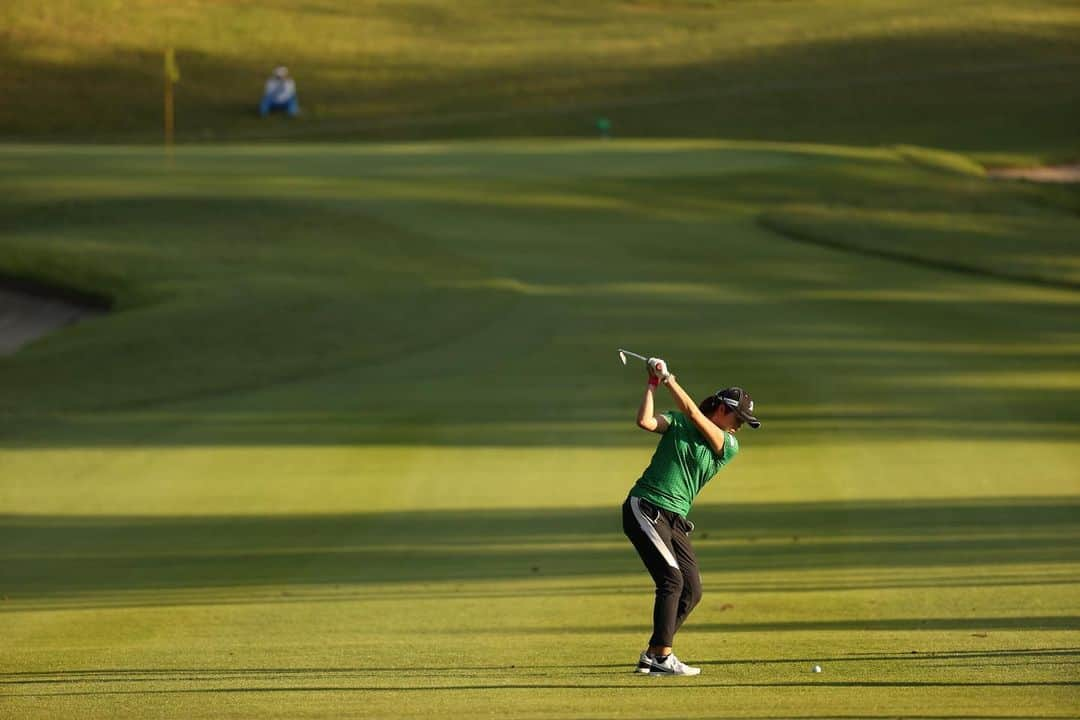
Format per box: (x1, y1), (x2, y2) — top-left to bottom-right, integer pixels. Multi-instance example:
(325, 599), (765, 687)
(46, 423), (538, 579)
(622, 495), (702, 648)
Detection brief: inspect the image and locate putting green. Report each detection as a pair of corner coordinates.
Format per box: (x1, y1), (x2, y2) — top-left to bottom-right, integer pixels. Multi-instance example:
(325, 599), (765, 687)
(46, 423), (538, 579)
(4, 0), (1080, 152)
(1, 141), (1078, 718)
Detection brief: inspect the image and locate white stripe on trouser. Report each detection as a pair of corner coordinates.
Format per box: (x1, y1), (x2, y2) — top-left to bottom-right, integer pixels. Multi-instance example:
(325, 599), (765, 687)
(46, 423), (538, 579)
(630, 497), (679, 569)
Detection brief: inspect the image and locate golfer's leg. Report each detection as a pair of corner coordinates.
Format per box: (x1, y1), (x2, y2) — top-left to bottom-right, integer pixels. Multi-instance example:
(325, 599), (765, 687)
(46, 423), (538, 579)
(671, 527), (702, 635)
(622, 497), (682, 648)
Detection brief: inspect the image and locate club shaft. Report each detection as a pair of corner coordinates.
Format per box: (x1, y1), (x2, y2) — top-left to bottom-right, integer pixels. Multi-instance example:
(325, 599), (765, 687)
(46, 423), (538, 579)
(619, 348), (648, 363)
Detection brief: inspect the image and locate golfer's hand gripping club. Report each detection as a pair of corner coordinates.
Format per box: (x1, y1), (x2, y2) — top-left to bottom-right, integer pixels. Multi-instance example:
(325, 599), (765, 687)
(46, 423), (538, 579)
(648, 357), (671, 381)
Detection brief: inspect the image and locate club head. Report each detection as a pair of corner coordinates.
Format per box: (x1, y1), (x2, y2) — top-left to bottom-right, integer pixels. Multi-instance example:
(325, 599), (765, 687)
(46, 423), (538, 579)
(619, 351), (628, 365)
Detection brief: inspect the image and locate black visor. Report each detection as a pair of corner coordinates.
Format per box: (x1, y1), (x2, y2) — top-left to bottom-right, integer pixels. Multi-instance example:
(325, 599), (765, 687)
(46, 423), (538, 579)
(716, 387), (761, 429)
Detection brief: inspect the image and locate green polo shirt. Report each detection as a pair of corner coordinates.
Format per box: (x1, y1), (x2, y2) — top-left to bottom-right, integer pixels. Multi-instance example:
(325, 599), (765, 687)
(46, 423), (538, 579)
(629, 411), (739, 517)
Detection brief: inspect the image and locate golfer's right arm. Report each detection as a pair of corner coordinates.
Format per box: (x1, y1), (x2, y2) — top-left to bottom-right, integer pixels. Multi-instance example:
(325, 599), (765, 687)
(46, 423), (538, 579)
(637, 376), (670, 433)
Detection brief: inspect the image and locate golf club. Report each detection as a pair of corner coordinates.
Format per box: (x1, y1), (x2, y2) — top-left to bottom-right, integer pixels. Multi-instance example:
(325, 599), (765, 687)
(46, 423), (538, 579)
(618, 348), (649, 366)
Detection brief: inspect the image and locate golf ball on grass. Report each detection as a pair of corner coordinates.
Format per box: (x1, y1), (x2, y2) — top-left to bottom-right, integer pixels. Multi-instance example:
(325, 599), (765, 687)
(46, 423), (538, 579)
(811, 664), (822, 673)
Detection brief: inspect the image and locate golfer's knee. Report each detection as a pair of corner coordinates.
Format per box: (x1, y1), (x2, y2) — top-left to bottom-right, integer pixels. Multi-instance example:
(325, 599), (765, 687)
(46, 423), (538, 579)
(657, 566), (683, 596)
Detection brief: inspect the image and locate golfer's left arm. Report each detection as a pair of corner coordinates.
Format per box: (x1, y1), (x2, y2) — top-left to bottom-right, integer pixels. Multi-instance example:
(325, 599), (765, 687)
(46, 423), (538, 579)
(662, 374), (726, 454)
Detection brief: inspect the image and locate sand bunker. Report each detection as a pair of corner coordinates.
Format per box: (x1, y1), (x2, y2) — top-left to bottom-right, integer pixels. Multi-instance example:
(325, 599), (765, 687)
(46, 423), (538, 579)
(0, 286), (104, 356)
(987, 164), (1080, 183)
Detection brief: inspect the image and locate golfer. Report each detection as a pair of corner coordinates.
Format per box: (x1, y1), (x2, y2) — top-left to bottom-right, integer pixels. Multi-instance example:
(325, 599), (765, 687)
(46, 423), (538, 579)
(623, 357), (760, 676)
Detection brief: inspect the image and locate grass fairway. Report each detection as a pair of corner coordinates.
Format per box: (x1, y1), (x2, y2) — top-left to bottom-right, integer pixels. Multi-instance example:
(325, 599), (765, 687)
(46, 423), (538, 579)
(1, 141), (1079, 718)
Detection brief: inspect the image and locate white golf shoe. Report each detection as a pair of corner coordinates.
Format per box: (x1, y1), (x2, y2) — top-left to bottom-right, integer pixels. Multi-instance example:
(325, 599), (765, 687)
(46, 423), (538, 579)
(635, 650), (653, 674)
(647, 653), (701, 676)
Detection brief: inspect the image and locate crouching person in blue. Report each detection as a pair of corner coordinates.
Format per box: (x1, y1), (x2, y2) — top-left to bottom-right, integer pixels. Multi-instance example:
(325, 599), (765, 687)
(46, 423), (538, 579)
(259, 66), (299, 117)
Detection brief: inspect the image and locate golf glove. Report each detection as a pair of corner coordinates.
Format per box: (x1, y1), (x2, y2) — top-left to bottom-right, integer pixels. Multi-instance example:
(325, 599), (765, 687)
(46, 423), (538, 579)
(648, 357), (671, 380)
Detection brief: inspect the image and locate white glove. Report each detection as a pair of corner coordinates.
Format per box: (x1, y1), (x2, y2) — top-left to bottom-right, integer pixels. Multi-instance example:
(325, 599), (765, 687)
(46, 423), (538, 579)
(648, 357), (671, 380)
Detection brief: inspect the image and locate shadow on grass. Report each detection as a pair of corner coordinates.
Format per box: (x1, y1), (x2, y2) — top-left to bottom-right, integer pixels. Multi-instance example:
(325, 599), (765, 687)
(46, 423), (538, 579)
(7, 647), (1076, 681)
(4, 652), (1079, 700)
(757, 214), (1080, 292)
(4, 650), (1080, 699)
(2, 497), (1077, 608)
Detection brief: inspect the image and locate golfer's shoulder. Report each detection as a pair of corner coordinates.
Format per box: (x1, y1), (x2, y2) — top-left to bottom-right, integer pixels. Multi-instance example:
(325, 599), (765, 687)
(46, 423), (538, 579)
(665, 410), (688, 428)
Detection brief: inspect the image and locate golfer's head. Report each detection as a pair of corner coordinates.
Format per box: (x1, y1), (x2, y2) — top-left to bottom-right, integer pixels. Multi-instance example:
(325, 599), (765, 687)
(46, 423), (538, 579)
(699, 387), (760, 431)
